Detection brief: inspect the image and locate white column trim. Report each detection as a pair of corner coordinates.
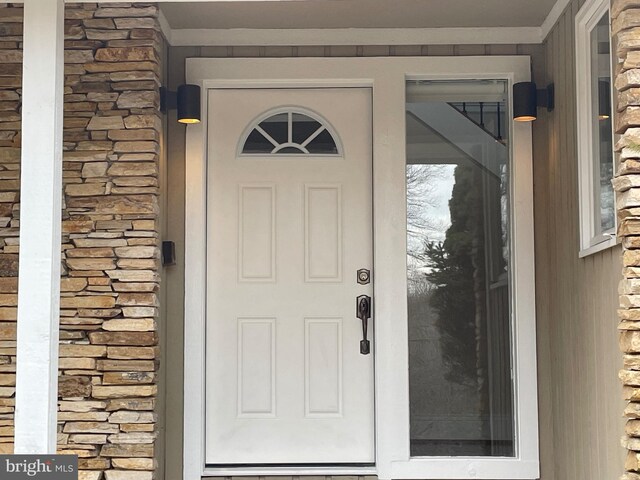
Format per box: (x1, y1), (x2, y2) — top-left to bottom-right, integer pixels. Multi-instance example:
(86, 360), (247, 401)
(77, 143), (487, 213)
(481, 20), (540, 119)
(14, 0), (64, 455)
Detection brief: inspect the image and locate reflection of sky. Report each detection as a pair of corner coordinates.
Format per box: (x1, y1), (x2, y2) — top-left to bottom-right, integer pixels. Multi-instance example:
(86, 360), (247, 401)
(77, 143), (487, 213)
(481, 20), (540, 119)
(406, 96), (508, 278)
(407, 164), (456, 256)
(426, 164), (456, 242)
(407, 163), (456, 278)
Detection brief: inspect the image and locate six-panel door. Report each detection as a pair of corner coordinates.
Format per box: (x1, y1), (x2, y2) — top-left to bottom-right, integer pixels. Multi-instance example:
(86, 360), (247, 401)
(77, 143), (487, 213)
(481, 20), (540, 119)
(205, 88), (375, 465)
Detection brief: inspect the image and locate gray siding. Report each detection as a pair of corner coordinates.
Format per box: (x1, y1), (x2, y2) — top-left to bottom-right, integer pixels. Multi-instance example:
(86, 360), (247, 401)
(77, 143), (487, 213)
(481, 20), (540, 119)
(534, 0), (625, 479)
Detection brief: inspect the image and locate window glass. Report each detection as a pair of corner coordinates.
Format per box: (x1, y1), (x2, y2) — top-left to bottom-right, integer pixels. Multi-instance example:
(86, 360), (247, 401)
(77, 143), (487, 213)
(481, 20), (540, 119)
(306, 128), (339, 154)
(241, 110), (339, 155)
(406, 80), (514, 457)
(291, 112), (322, 144)
(591, 12), (615, 236)
(243, 128), (275, 154)
(258, 113), (288, 145)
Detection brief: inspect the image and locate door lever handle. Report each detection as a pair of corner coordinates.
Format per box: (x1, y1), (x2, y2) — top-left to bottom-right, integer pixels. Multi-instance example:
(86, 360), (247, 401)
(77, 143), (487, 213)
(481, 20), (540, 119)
(356, 295), (371, 355)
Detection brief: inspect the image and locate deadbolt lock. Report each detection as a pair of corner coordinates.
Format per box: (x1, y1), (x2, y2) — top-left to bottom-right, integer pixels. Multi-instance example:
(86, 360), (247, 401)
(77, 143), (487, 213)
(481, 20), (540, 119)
(357, 268), (370, 285)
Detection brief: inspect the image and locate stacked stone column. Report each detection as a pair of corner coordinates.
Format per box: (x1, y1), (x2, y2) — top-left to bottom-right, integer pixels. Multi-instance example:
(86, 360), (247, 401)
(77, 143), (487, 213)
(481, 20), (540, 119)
(613, 1), (640, 479)
(0, 3), (162, 480)
(0, 2), (22, 454)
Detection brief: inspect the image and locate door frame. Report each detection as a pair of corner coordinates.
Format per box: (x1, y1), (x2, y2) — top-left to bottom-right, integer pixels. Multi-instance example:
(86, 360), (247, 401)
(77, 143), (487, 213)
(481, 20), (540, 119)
(183, 56), (538, 480)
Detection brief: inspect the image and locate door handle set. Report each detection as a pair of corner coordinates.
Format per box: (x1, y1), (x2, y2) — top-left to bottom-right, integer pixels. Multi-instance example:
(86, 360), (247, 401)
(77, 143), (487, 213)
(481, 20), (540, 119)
(356, 294), (371, 355)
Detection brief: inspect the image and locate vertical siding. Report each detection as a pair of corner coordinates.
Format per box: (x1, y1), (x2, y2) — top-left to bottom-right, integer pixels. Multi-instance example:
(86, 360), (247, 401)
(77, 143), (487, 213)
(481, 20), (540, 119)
(163, 44), (199, 480)
(163, 34), (623, 479)
(535, 0), (625, 479)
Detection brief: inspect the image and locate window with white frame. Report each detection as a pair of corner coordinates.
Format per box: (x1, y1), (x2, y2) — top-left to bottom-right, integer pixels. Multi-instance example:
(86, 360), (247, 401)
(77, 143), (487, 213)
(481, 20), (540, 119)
(406, 80), (514, 458)
(576, 0), (616, 257)
(400, 77), (538, 479)
(240, 109), (340, 155)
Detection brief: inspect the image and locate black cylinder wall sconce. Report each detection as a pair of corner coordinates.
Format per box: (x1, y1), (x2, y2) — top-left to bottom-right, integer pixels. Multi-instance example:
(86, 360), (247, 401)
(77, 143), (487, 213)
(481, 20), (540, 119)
(513, 81), (554, 122)
(160, 84), (201, 124)
(513, 82), (537, 122)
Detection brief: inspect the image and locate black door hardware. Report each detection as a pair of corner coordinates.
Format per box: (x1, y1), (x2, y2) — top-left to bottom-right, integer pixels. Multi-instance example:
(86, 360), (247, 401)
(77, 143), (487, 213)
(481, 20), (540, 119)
(162, 240), (176, 266)
(357, 268), (370, 285)
(356, 295), (371, 355)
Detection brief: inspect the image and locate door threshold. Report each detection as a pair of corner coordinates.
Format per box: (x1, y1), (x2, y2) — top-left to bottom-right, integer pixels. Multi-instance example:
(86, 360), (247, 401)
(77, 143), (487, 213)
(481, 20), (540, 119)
(203, 465), (377, 477)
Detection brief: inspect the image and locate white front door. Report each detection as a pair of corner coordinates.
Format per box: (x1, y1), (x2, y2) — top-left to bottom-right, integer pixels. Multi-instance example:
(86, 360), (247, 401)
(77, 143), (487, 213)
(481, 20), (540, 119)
(205, 88), (374, 465)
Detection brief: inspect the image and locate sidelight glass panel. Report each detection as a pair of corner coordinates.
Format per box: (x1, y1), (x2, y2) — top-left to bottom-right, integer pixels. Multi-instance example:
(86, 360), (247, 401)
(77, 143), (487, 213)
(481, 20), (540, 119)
(406, 80), (515, 457)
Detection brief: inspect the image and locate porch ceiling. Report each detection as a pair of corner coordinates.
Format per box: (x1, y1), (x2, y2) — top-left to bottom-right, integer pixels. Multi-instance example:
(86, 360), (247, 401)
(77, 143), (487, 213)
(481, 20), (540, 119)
(160, 0), (558, 30)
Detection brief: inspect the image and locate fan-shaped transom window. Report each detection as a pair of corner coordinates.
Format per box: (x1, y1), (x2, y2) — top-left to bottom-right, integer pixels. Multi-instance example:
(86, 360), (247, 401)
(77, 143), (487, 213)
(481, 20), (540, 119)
(240, 109), (341, 156)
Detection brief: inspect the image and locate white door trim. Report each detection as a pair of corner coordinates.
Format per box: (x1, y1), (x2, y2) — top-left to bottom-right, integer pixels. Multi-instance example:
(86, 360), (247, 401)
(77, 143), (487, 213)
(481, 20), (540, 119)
(184, 56), (538, 480)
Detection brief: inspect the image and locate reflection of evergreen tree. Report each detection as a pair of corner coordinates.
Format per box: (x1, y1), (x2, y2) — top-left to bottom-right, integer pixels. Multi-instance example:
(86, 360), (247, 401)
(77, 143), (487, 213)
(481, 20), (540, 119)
(423, 164), (486, 386)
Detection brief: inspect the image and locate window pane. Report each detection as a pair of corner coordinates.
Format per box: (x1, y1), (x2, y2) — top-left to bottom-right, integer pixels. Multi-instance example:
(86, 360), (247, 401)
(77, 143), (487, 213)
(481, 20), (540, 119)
(291, 113), (322, 144)
(243, 129), (274, 154)
(241, 110), (339, 155)
(306, 129), (339, 154)
(406, 81), (514, 457)
(259, 113), (288, 145)
(591, 12), (615, 235)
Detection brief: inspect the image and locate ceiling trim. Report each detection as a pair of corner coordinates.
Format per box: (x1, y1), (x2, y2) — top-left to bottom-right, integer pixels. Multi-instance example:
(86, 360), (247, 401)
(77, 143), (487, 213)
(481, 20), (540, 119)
(6, 0), (570, 46)
(541, 0), (572, 40)
(167, 27), (543, 46)
(158, 9), (174, 45)
(158, 0), (570, 47)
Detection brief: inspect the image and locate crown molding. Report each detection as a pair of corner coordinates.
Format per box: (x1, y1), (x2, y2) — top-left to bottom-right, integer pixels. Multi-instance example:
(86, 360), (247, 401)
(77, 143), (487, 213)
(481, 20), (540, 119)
(541, 0), (573, 40)
(6, 0), (572, 46)
(158, 9), (173, 45)
(167, 27), (543, 47)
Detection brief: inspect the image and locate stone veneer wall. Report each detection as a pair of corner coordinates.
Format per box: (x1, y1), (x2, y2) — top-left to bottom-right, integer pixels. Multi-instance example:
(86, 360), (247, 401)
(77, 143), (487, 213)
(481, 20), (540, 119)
(614, 1), (640, 479)
(0, 3), (21, 453)
(0, 3), (162, 480)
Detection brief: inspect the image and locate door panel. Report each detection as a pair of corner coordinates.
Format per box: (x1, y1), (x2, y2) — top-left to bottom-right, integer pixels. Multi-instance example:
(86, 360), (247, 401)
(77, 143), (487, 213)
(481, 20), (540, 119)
(205, 88), (374, 465)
